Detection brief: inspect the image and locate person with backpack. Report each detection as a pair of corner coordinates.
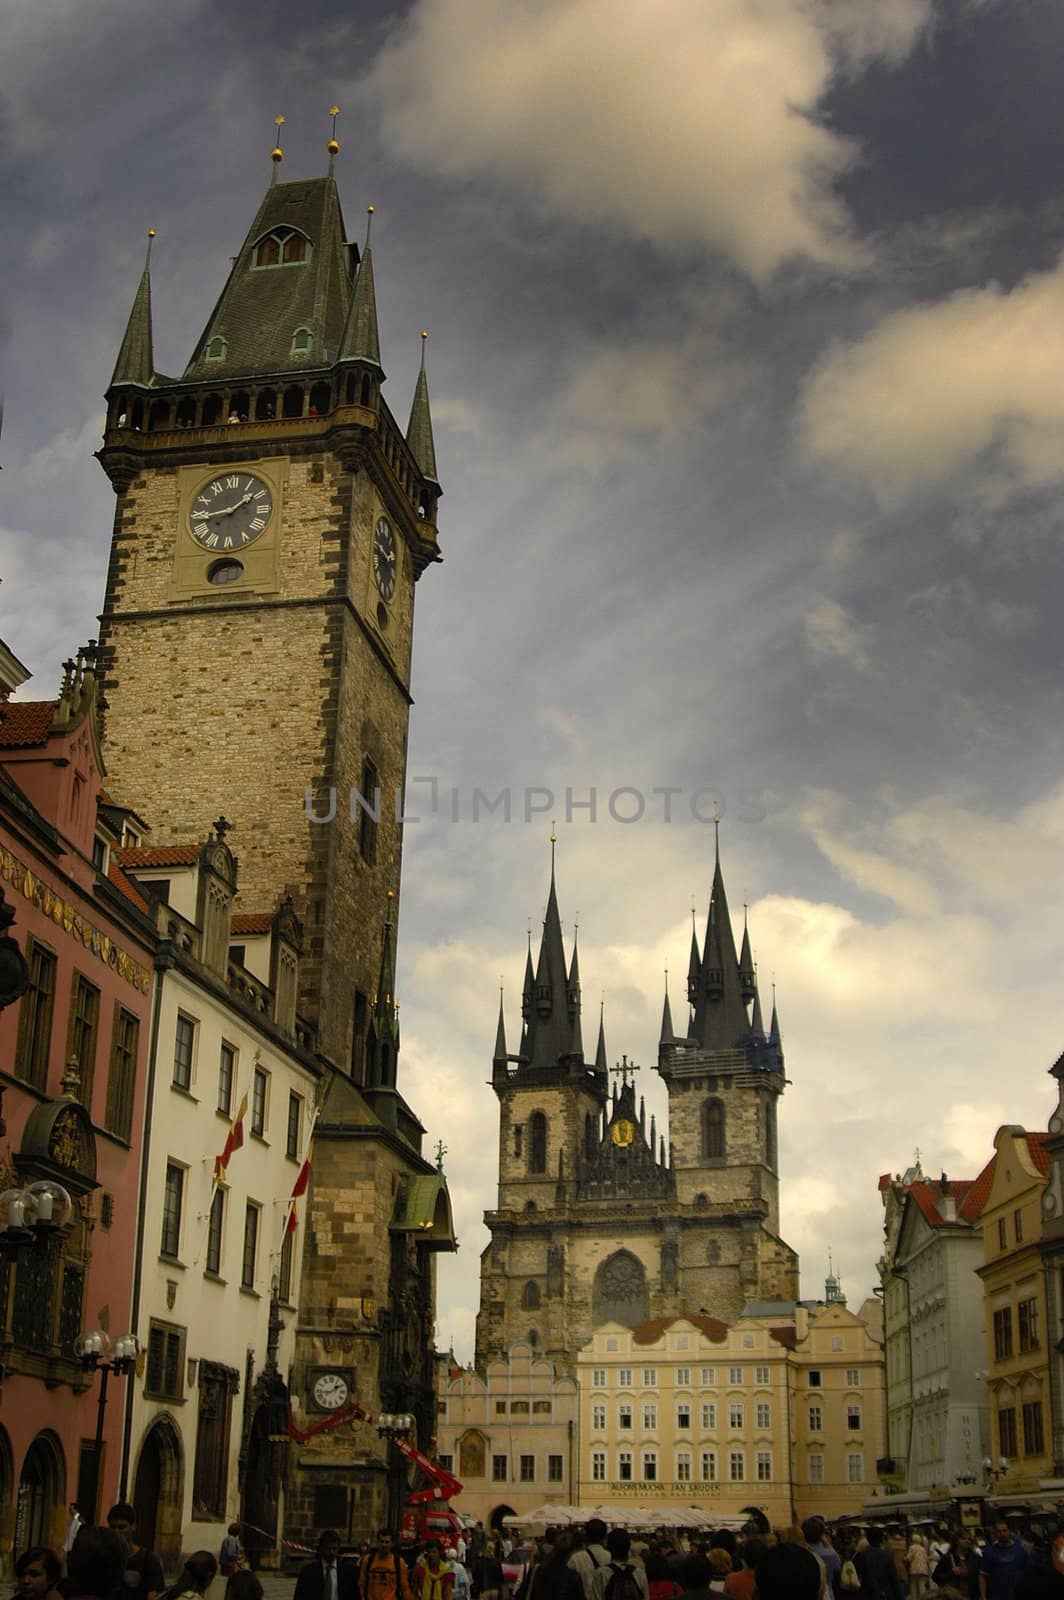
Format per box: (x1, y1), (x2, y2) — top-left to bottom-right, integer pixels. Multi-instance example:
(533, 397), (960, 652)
(359, 1531), (413, 1600)
(571, 1524), (611, 1600)
(591, 1532), (649, 1600)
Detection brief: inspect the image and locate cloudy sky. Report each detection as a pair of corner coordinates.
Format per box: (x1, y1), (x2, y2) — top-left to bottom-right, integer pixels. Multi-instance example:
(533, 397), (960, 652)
(5, 0), (1064, 1362)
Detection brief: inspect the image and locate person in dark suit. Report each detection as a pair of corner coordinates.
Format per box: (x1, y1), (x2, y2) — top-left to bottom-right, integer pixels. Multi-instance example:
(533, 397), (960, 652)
(855, 1528), (905, 1600)
(293, 1531), (360, 1600)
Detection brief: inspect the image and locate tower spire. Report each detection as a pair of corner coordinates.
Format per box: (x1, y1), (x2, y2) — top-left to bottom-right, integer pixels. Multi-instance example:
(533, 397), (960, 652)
(110, 231), (156, 389)
(769, 981), (781, 1043)
(523, 832), (576, 1070)
(594, 999), (608, 1074)
(659, 969), (677, 1049)
(406, 330), (440, 485)
(691, 829), (751, 1050)
(339, 207), (382, 368)
(738, 900), (757, 1002)
(493, 983), (508, 1067)
(686, 903), (700, 1006)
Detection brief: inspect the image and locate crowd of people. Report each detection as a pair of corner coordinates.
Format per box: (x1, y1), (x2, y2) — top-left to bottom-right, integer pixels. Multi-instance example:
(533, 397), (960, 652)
(18, 1507), (1064, 1600)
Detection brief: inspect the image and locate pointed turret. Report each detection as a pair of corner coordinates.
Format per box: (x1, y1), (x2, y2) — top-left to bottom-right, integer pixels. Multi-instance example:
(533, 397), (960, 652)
(686, 910), (701, 1004)
(690, 832), (752, 1052)
(521, 934), (534, 1022)
(738, 913), (757, 1003)
(567, 930), (584, 1059)
(493, 987), (508, 1068)
(594, 1002), (608, 1075)
(769, 989), (781, 1043)
(659, 974), (677, 1049)
(365, 895), (400, 1092)
(406, 331), (440, 486)
(339, 209), (382, 368)
(750, 985), (766, 1039)
(111, 233), (156, 389)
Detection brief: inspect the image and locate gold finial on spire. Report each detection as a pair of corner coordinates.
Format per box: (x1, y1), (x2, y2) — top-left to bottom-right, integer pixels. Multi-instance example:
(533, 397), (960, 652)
(145, 228), (156, 268)
(270, 114), (285, 184)
(327, 104), (341, 158)
(365, 204), (375, 247)
(420, 329), (429, 371)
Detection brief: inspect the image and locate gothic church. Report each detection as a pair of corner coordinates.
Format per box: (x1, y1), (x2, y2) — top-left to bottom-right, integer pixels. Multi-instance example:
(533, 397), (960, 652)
(476, 838), (799, 1372)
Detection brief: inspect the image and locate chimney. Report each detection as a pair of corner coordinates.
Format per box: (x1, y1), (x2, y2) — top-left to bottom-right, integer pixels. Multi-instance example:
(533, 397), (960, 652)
(939, 1180), (957, 1224)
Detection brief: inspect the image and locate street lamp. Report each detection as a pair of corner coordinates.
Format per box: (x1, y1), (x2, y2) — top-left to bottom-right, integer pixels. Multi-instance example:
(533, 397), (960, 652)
(0, 1180), (73, 1251)
(377, 1413), (415, 1438)
(76, 1330), (139, 1521)
(983, 1455), (1009, 1488)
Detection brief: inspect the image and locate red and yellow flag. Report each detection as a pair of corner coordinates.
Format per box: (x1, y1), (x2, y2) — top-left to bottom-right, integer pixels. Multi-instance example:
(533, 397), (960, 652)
(214, 1093), (248, 1182)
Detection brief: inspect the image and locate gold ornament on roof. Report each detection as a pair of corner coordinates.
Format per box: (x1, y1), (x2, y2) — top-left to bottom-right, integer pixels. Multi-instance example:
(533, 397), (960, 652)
(328, 105), (341, 156)
(271, 113), (286, 164)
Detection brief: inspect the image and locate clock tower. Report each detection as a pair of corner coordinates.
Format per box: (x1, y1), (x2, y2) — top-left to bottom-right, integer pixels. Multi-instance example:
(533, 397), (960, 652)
(96, 151), (440, 1068)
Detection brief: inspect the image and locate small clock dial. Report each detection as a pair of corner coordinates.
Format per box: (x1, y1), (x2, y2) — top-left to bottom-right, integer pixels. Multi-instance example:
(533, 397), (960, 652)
(373, 516), (397, 601)
(189, 473), (273, 551)
(312, 1372), (349, 1411)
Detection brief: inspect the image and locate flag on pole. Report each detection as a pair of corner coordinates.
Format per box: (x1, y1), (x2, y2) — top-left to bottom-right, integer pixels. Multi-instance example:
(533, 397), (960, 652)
(284, 1157), (311, 1237)
(214, 1093), (248, 1182)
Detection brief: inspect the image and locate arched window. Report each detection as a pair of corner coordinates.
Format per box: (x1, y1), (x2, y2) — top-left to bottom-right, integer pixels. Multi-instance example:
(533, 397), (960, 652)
(592, 1250), (648, 1328)
(522, 1281), (540, 1310)
(290, 327), (313, 355)
(253, 229), (311, 269)
(148, 400), (170, 432)
(345, 373), (357, 406)
(459, 1431), (486, 1480)
(309, 380), (331, 416)
(360, 373), (372, 406)
(766, 1099), (777, 1169)
(282, 385), (304, 419)
(584, 1113), (597, 1160)
(175, 397), (197, 427)
(529, 1111), (547, 1174)
(206, 335), (228, 362)
(201, 394), (223, 426)
(702, 1099), (725, 1160)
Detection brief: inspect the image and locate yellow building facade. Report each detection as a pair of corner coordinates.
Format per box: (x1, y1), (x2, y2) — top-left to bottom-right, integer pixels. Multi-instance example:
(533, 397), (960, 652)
(975, 1126), (1051, 1494)
(575, 1308), (885, 1526)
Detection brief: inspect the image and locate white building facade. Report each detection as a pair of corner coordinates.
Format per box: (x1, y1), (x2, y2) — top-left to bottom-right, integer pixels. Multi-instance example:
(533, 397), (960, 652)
(116, 832), (321, 1568)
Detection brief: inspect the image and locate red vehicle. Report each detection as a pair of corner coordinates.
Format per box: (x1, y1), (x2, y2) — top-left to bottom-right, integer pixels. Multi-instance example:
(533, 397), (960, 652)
(392, 1433), (466, 1554)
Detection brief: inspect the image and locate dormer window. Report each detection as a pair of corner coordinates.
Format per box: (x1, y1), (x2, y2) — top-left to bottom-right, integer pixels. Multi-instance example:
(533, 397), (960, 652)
(290, 327), (313, 355)
(205, 335), (228, 362)
(253, 229), (311, 269)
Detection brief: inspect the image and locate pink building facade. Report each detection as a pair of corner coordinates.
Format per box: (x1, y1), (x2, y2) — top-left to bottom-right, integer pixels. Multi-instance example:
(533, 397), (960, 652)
(0, 648), (155, 1569)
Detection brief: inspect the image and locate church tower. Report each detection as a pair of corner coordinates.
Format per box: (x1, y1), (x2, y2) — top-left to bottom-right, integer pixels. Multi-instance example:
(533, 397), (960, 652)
(95, 140), (440, 1067)
(476, 839), (798, 1375)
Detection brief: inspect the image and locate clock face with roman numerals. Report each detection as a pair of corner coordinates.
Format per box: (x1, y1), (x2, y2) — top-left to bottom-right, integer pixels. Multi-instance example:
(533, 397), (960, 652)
(188, 472), (274, 551)
(373, 516), (397, 601)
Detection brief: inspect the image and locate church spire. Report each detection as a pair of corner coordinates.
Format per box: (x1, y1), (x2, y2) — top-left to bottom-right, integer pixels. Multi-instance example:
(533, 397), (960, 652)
(110, 231), (156, 389)
(769, 985), (782, 1043)
(750, 982), (766, 1039)
(523, 834), (579, 1070)
(339, 207), (382, 368)
(686, 907), (701, 1005)
(690, 830), (753, 1051)
(567, 924), (583, 1059)
(406, 331), (440, 485)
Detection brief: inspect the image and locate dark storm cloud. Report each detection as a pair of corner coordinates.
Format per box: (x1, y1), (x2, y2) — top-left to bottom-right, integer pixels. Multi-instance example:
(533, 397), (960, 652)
(3, 0), (1064, 1348)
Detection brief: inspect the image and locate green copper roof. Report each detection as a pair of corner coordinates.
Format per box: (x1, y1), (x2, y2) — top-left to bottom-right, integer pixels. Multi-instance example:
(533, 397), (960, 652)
(111, 244), (155, 389)
(183, 176), (354, 382)
(391, 1173), (456, 1249)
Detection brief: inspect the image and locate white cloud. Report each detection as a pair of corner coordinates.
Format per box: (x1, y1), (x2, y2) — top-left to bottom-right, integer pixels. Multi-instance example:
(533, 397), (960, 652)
(797, 255), (1064, 501)
(363, 0), (936, 281)
(401, 774), (1064, 1361)
(803, 596), (871, 669)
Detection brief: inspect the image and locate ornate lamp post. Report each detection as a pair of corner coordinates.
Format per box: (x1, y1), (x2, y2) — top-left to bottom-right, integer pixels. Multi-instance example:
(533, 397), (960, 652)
(76, 1330), (140, 1521)
(377, 1414), (416, 1532)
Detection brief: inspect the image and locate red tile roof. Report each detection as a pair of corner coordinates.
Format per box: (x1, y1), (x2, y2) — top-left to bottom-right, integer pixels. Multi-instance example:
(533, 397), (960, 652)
(1027, 1131), (1051, 1175)
(631, 1314), (729, 1345)
(107, 862), (151, 914)
(769, 1325), (798, 1350)
(231, 913), (273, 935)
(0, 700), (55, 748)
(962, 1133), (1050, 1223)
(878, 1173), (893, 1192)
(116, 844), (199, 868)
